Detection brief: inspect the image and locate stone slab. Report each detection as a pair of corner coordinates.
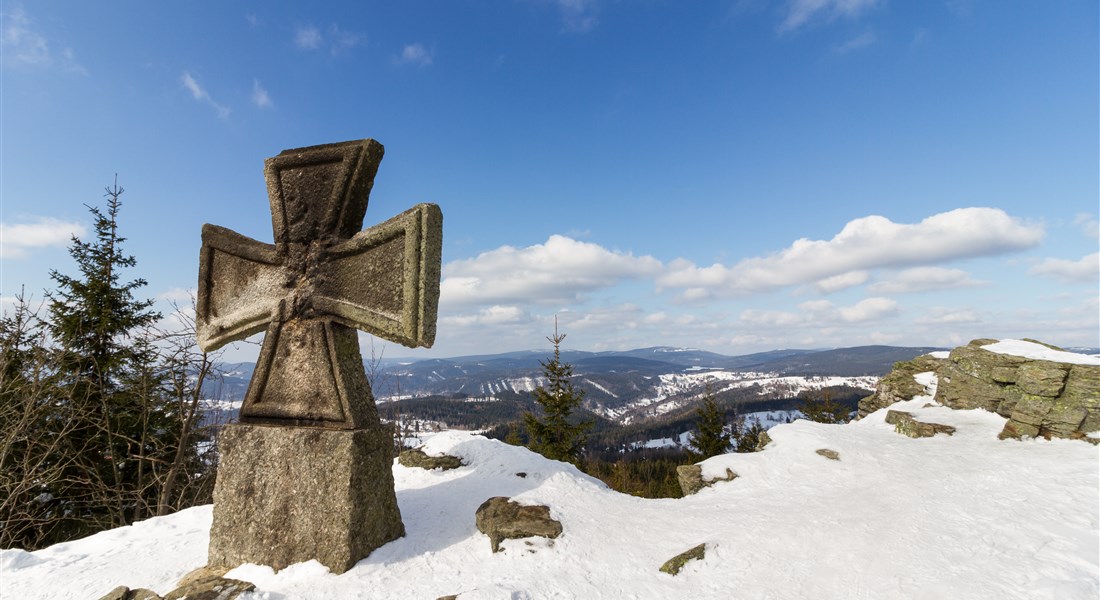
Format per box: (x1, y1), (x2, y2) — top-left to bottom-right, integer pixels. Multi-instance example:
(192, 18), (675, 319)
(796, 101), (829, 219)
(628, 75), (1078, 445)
(208, 423), (404, 574)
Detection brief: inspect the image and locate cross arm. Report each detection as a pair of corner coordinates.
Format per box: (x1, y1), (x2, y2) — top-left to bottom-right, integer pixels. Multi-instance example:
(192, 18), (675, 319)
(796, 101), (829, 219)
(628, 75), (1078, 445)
(315, 203), (442, 349)
(196, 224), (285, 352)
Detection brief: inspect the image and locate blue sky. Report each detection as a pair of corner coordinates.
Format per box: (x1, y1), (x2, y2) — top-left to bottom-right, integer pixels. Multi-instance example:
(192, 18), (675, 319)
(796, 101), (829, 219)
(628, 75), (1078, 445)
(2, 0), (1097, 361)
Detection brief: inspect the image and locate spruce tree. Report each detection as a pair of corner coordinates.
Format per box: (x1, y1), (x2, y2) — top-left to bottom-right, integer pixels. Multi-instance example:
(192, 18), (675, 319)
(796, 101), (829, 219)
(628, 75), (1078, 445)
(797, 389), (851, 424)
(46, 178), (166, 533)
(523, 321), (591, 466)
(688, 387), (732, 460)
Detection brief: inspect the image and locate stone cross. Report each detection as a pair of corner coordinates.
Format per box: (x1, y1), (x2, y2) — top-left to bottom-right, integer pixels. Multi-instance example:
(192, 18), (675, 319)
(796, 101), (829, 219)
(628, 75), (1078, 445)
(195, 139), (442, 428)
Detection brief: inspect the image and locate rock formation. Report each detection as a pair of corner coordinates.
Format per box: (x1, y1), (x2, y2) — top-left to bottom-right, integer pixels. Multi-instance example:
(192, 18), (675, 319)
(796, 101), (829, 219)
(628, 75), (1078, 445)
(859, 339), (1099, 444)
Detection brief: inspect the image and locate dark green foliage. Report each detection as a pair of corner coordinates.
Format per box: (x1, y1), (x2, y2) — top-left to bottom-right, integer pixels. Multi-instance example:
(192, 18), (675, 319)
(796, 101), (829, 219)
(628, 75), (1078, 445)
(797, 388), (853, 424)
(737, 420), (767, 452)
(523, 324), (592, 466)
(1, 180), (217, 550)
(688, 388), (733, 460)
(585, 453), (688, 499)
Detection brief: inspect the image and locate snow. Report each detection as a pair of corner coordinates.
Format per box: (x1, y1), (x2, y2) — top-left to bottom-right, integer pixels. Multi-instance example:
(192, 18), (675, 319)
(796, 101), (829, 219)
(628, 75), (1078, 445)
(4, 398), (1098, 599)
(981, 339), (1100, 366)
(928, 350), (950, 359)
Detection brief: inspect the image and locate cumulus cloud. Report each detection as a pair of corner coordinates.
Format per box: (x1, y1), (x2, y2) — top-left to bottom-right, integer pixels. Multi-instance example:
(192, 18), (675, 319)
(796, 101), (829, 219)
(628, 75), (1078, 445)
(868, 267), (985, 294)
(441, 305), (532, 328)
(915, 307), (981, 325)
(780, 0), (879, 33)
(739, 297), (898, 327)
(440, 235), (662, 307)
(1028, 253), (1100, 284)
(0, 217), (85, 259)
(557, 0), (599, 33)
(814, 270), (869, 294)
(252, 79), (273, 108)
(658, 208), (1042, 299)
(1, 6), (85, 73)
(396, 43), (433, 66)
(180, 72), (230, 119)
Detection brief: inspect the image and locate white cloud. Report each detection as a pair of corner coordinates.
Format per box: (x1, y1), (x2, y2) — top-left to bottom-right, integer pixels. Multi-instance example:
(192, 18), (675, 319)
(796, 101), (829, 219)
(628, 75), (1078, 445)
(1, 6), (85, 73)
(834, 31), (877, 53)
(658, 207), (1042, 298)
(839, 297), (898, 322)
(739, 297), (897, 327)
(328, 25), (364, 55)
(252, 79), (273, 108)
(780, 0), (879, 32)
(295, 26), (322, 50)
(180, 72), (230, 119)
(915, 307), (981, 325)
(1028, 253), (1100, 284)
(440, 235), (662, 307)
(557, 0), (599, 33)
(868, 267), (985, 294)
(1, 217), (85, 259)
(814, 270), (869, 294)
(1074, 213), (1099, 240)
(441, 305), (532, 328)
(396, 43), (433, 67)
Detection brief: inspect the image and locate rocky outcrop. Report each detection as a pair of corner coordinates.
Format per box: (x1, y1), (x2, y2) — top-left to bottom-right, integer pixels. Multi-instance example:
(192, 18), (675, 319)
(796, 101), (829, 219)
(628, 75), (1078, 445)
(858, 354), (945, 418)
(659, 543), (706, 575)
(96, 576), (254, 600)
(398, 448), (465, 471)
(97, 587), (160, 600)
(475, 497), (563, 553)
(885, 410), (956, 438)
(815, 448), (840, 460)
(859, 339), (1099, 444)
(676, 465), (737, 496)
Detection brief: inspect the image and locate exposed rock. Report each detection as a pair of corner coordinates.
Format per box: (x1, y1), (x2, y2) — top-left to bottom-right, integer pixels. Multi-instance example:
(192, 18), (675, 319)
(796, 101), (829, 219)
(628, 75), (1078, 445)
(175, 566), (230, 589)
(862, 339), (1099, 444)
(436, 596), (459, 600)
(936, 340), (1099, 443)
(163, 577), (255, 600)
(815, 448), (840, 461)
(398, 448), (465, 471)
(857, 354), (946, 418)
(97, 587), (161, 600)
(756, 430), (772, 451)
(475, 497), (562, 553)
(659, 543), (706, 575)
(885, 410), (956, 439)
(676, 465), (738, 496)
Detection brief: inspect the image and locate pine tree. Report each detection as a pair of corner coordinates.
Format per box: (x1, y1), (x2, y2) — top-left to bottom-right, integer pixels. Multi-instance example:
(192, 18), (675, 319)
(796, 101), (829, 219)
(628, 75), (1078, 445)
(797, 388), (851, 424)
(46, 178), (167, 533)
(523, 320), (592, 466)
(688, 386), (732, 460)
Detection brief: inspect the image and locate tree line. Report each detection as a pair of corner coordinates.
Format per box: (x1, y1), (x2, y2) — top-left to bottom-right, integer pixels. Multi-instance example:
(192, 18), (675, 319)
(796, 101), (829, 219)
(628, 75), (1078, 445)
(1, 180), (221, 550)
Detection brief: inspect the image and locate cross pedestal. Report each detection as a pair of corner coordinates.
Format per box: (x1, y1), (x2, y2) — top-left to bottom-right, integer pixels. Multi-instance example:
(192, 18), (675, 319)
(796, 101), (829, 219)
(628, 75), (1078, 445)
(197, 139), (442, 573)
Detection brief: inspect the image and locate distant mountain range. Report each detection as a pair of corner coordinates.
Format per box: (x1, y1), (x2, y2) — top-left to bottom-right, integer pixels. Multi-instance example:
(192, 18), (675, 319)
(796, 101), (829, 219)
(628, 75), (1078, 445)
(207, 344), (948, 422)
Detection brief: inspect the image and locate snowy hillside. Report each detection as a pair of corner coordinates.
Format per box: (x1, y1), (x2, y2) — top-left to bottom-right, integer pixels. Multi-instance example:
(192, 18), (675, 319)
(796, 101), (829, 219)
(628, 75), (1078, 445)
(4, 373), (1097, 600)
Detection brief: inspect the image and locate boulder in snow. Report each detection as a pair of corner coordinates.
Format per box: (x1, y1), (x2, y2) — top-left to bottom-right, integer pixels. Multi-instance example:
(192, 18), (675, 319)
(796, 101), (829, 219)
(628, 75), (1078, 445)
(96, 586), (161, 600)
(475, 496), (562, 553)
(398, 448), (465, 471)
(659, 543), (706, 575)
(676, 465), (737, 496)
(815, 448), (840, 461)
(885, 410), (956, 438)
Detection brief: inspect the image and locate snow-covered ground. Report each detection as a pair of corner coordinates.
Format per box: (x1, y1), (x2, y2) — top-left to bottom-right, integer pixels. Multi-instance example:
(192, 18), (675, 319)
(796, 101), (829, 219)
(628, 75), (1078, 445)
(3, 377), (1097, 599)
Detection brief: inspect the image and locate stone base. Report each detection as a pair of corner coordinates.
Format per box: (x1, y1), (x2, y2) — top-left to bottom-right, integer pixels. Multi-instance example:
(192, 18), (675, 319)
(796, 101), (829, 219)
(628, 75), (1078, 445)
(208, 423), (404, 574)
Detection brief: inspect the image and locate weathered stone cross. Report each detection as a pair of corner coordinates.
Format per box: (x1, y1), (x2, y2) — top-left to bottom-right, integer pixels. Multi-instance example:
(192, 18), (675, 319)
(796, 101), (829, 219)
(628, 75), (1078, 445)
(195, 139), (442, 428)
